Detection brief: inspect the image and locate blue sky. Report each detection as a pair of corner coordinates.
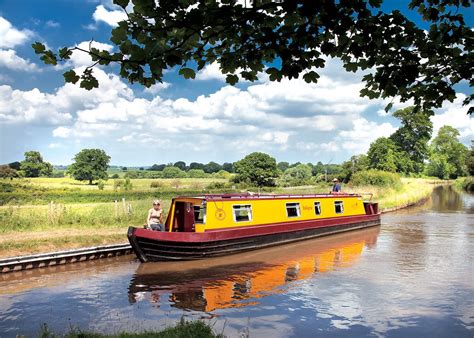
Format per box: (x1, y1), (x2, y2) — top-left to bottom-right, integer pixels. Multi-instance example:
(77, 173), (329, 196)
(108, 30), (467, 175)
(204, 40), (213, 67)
(0, 0), (472, 166)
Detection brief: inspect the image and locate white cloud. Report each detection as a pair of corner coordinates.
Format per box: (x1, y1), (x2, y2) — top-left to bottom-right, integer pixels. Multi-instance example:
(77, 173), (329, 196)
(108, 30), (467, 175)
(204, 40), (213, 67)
(143, 82), (171, 95)
(45, 20), (60, 28)
(0, 17), (33, 48)
(92, 5), (127, 27)
(68, 41), (114, 67)
(195, 63), (227, 81)
(431, 94), (473, 139)
(0, 49), (39, 72)
(0, 85), (72, 124)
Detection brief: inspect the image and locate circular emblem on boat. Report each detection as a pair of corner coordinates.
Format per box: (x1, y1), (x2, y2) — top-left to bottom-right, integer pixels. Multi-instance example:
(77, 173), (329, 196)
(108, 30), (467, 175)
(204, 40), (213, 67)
(215, 209), (226, 220)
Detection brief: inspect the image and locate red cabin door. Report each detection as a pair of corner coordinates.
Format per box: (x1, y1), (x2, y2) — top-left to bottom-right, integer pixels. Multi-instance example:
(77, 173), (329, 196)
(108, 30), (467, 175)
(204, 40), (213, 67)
(174, 202), (195, 232)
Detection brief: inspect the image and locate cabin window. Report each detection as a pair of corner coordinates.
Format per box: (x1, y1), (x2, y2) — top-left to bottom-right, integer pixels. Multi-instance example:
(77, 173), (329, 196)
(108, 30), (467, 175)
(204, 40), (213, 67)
(194, 205), (206, 224)
(314, 202), (322, 215)
(335, 201), (344, 214)
(233, 205), (252, 222)
(286, 202), (301, 218)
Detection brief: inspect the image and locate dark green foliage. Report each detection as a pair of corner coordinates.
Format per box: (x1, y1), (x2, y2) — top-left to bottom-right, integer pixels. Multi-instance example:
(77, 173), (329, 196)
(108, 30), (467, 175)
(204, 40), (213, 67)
(162, 166), (187, 178)
(189, 162), (205, 170)
(367, 138), (399, 172)
(277, 161), (290, 172)
(150, 164), (167, 171)
(173, 161), (187, 171)
(67, 149), (111, 185)
(351, 170), (402, 189)
(203, 162), (222, 174)
(389, 107), (433, 173)
(8, 161), (21, 170)
(33, 1), (473, 114)
(281, 164), (312, 186)
(468, 141), (474, 176)
(222, 162), (234, 173)
(341, 154), (369, 181)
(427, 126), (468, 179)
(234, 152), (278, 187)
(20, 151), (53, 177)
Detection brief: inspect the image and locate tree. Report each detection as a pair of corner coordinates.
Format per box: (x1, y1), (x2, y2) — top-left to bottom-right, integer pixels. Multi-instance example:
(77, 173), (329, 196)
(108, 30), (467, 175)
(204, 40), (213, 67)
(341, 154), (369, 181)
(162, 166), (187, 178)
(173, 161), (187, 171)
(468, 141), (474, 176)
(189, 162), (205, 170)
(367, 138), (399, 172)
(389, 107), (433, 173)
(68, 149), (111, 184)
(234, 152), (278, 187)
(187, 169), (208, 178)
(282, 164), (312, 186)
(277, 162), (290, 172)
(428, 125), (468, 178)
(33, 1), (472, 114)
(150, 164), (166, 171)
(0, 165), (19, 179)
(203, 161), (222, 174)
(8, 162), (21, 170)
(426, 153), (455, 179)
(20, 151), (53, 177)
(222, 162), (234, 173)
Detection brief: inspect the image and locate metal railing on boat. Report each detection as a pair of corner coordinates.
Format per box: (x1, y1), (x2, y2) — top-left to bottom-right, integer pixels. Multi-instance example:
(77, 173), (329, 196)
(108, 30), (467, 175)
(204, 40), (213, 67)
(0, 243), (132, 274)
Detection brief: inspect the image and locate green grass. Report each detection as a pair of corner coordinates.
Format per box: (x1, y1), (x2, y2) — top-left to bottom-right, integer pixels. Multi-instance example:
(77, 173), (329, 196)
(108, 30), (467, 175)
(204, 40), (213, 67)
(0, 177), (442, 258)
(39, 319), (225, 338)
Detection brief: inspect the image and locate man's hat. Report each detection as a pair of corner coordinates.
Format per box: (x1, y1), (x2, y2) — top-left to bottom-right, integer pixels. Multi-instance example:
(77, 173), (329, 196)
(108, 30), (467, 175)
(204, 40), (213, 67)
(332, 178), (338, 182)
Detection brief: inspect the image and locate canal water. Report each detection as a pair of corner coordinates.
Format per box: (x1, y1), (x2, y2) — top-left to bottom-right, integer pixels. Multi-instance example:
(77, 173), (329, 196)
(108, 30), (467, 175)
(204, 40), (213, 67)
(0, 186), (472, 337)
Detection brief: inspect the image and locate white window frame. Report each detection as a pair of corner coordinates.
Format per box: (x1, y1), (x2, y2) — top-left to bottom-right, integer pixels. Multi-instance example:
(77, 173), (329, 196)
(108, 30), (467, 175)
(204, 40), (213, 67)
(334, 201), (344, 214)
(232, 204), (253, 222)
(193, 204), (206, 224)
(286, 202), (301, 218)
(314, 201), (322, 215)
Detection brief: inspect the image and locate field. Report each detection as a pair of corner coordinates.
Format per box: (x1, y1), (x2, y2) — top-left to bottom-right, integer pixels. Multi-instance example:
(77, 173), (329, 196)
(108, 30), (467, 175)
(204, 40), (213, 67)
(0, 177), (441, 258)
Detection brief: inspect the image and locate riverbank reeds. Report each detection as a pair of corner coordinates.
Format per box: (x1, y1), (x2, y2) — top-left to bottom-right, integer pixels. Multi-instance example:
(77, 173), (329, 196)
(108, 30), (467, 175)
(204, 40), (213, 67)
(38, 318), (225, 338)
(454, 177), (474, 192)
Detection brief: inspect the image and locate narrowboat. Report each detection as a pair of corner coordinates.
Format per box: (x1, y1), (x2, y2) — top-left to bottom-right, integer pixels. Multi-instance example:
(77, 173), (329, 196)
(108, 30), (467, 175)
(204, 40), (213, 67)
(127, 193), (380, 261)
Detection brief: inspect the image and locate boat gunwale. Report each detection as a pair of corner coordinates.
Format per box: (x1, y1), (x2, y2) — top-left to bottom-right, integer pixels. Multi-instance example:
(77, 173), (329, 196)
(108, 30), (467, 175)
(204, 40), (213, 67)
(132, 213), (380, 243)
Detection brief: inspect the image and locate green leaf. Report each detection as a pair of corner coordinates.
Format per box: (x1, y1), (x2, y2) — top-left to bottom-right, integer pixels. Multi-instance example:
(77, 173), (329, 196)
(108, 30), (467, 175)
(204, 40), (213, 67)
(31, 42), (45, 54)
(63, 70), (80, 84)
(111, 26), (127, 44)
(113, 0), (129, 7)
(226, 74), (239, 85)
(384, 102), (394, 112)
(179, 67), (196, 79)
(59, 47), (72, 59)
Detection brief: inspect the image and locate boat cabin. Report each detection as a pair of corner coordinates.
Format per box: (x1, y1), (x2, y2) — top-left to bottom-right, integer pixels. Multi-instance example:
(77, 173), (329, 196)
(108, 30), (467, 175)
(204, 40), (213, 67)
(163, 193), (377, 233)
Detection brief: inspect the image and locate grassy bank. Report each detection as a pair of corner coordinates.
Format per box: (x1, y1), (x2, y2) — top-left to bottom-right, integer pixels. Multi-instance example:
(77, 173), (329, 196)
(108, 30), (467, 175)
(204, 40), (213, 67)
(0, 177), (442, 258)
(454, 176), (474, 192)
(347, 178), (442, 211)
(39, 319), (225, 338)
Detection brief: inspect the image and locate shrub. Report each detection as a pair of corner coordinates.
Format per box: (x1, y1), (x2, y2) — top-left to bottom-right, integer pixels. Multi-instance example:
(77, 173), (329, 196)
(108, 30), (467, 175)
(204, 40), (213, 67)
(110, 173), (120, 179)
(97, 180), (105, 190)
(351, 169), (402, 188)
(123, 177), (133, 191)
(459, 177), (474, 192)
(113, 179), (123, 191)
(162, 166), (187, 178)
(187, 169), (208, 178)
(150, 181), (164, 188)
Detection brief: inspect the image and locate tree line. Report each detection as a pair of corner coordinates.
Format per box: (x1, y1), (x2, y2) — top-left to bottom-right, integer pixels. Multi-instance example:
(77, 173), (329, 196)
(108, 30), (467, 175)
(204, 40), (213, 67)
(1, 115), (472, 184)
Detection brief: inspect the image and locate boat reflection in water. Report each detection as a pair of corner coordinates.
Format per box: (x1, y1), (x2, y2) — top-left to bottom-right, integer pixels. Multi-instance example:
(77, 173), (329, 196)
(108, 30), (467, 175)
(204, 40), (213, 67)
(128, 227), (380, 312)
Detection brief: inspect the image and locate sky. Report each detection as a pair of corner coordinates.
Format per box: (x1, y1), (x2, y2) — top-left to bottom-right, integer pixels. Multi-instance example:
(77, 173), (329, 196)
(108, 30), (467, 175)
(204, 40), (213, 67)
(0, 0), (472, 166)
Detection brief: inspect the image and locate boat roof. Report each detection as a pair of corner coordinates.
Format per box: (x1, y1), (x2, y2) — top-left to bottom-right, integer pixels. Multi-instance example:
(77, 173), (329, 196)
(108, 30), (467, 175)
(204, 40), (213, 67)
(175, 192), (368, 201)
